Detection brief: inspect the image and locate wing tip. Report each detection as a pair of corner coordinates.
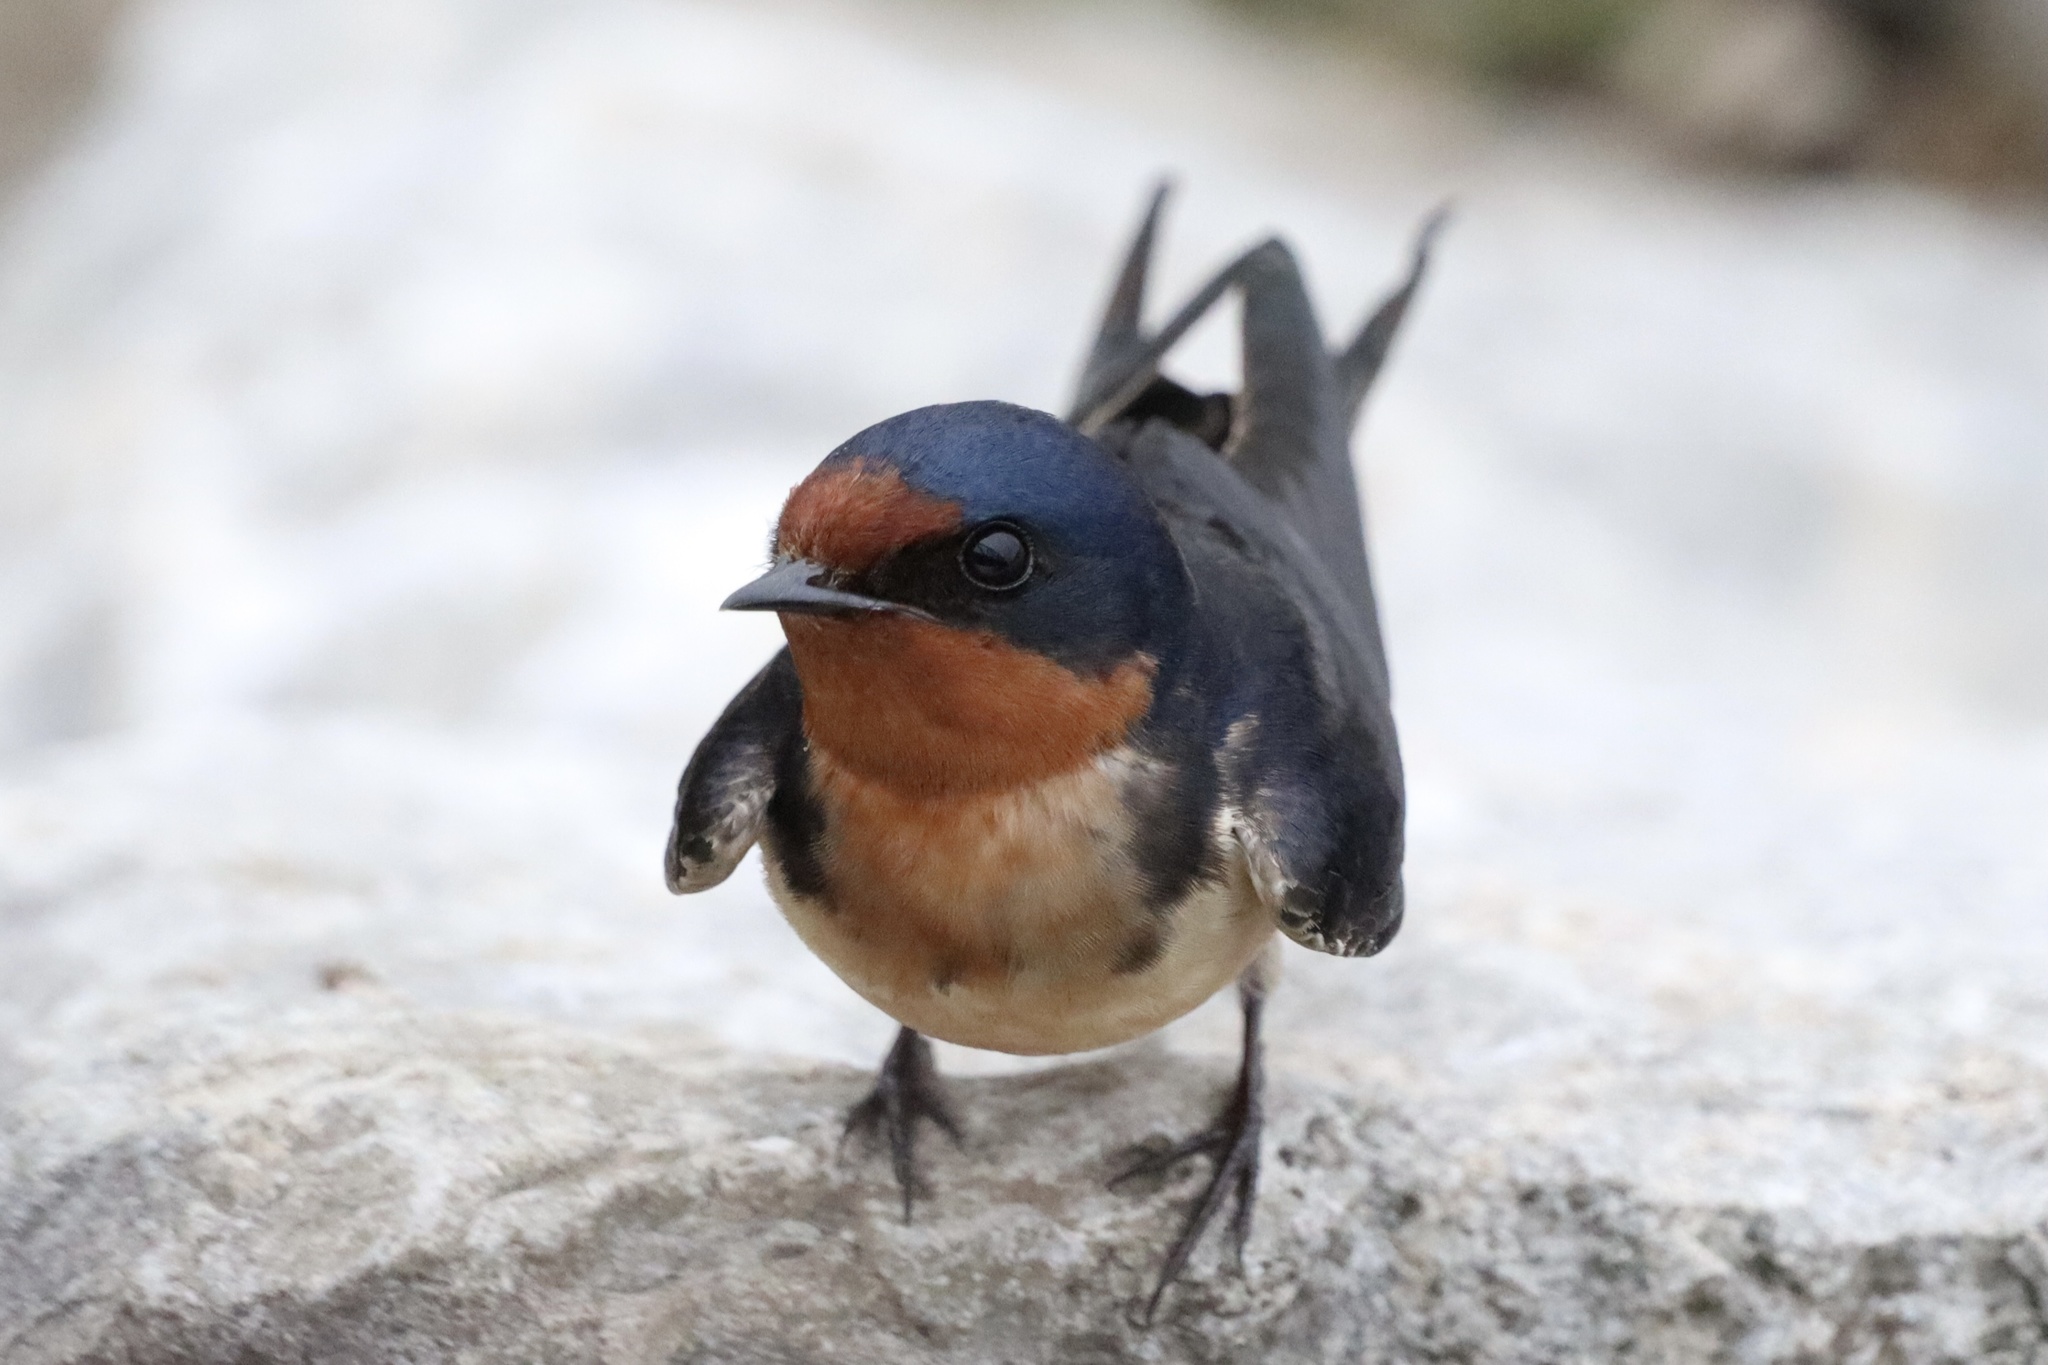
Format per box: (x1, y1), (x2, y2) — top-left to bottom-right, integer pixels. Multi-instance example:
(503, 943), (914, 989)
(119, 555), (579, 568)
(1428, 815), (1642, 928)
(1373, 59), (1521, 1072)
(1334, 203), (1452, 426)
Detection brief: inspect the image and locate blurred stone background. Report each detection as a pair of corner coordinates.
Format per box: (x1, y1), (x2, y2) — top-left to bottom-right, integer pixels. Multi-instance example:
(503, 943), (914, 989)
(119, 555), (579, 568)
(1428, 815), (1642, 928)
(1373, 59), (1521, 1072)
(0, 1), (2044, 1360)
(1244, 0), (2048, 188)
(0, 0), (122, 195)
(6, 0), (2047, 199)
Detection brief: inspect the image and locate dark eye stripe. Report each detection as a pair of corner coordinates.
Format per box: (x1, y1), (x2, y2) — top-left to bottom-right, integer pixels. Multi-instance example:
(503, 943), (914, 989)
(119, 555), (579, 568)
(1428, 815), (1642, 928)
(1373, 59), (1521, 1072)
(959, 523), (1032, 591)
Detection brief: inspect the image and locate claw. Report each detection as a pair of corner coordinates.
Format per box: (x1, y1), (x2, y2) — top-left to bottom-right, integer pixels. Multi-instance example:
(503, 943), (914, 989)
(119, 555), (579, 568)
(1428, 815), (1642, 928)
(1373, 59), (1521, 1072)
(1122, 1089), (1262, 1325)
(1111, 1133), (1224, 1188)
(842, 1027), (961, 1223)
(1118, 984), (1268, 1326)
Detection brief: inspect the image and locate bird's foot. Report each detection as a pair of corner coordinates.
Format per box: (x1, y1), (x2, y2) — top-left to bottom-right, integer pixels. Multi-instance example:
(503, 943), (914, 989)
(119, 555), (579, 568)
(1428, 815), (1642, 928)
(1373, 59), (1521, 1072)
(842, 1026), (962, 1223)
(1111, 1073), (1262, 1325)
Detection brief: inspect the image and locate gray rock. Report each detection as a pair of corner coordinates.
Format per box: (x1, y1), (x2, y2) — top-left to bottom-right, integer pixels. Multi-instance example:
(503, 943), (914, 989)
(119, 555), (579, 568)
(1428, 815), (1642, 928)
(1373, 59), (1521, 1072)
(0, 0), (125, 200)
(1609, 0), (1886, 166)
(6, 982), (2045, 1364)
(2, 717), (2045, 1362)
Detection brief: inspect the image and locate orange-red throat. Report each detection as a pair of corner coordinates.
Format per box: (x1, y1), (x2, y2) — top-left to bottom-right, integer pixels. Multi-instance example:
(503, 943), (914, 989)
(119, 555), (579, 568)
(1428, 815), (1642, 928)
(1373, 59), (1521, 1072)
(781, 614), (1156, 798)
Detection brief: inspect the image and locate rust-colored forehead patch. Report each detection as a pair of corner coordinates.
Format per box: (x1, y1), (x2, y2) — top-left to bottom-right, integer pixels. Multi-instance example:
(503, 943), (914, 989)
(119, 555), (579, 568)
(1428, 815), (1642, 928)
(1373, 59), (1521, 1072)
(776, 460), (963, 573)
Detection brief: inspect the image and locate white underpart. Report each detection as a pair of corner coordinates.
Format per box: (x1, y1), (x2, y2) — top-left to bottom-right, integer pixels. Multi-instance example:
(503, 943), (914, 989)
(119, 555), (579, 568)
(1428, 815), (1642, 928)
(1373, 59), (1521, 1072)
(763, 743), (1276, 1056)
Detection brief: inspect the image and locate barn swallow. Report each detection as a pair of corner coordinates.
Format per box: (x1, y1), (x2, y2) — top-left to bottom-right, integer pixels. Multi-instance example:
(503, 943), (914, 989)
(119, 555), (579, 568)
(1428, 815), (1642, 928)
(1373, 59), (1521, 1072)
(667, 185), (1439, 1323)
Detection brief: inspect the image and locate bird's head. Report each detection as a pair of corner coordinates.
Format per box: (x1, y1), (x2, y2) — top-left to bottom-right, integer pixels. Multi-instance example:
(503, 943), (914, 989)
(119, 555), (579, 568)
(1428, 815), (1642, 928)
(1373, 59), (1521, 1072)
(726, 401), (1191, 798)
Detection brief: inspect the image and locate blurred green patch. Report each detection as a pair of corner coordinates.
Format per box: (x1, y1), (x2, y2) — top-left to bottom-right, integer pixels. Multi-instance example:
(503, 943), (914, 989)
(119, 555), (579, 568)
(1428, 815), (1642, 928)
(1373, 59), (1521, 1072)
(1220, 0), (1655, 86)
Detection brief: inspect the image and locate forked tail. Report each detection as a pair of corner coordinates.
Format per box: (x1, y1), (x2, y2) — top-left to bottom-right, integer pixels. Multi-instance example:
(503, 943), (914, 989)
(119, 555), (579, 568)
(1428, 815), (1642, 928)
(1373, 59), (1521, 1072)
(1067, 182), (1444, 612)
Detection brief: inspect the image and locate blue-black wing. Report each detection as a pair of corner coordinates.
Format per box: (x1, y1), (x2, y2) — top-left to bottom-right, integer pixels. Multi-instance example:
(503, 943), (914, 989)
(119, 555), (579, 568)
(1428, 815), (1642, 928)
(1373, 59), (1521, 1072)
(665, 650), (802, 894)
(1069, 184), (1441, 670)
(1074, 185), (1437, 957)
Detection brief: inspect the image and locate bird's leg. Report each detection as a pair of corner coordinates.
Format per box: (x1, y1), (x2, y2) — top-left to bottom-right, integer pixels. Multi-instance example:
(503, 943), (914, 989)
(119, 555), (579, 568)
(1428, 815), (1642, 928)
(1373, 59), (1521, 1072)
(1111, 969), (1266, 1325)
(842, 1025), (962, 1223)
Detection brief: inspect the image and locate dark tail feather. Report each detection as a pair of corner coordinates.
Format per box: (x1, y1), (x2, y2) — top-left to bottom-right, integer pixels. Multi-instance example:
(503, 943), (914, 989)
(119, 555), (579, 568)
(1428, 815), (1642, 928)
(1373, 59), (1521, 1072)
(1072, 180), (1172, 424)
(1333, 205), (1449, 429)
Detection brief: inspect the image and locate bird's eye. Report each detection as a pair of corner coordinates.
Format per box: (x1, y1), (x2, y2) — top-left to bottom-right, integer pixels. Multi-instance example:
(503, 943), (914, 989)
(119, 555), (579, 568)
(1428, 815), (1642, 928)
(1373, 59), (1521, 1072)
(959, 523), (1032, 591)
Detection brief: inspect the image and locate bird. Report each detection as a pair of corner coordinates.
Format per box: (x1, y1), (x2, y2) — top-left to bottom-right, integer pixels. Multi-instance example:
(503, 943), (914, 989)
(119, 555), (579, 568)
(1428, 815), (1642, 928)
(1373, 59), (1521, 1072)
(665, 184), (1439, 1323)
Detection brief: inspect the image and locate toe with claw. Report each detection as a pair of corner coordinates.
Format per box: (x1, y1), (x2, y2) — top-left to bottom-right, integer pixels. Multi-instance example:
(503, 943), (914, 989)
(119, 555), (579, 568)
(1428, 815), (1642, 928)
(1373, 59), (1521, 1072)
(1113, 984), (1267, 1325)
(842, 1026), (962, 1222)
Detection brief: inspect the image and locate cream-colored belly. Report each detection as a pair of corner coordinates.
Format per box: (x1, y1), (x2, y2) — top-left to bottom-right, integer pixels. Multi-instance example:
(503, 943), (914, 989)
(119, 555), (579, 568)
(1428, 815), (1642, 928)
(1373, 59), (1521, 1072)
(761, 748), (1275, 1056)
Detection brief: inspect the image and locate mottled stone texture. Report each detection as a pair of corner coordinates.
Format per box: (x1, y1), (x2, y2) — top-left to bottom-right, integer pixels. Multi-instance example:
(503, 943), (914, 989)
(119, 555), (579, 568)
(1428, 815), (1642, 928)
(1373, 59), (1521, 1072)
(7, 1003), (2046, 1365)
(1, 720), (2044, 1364)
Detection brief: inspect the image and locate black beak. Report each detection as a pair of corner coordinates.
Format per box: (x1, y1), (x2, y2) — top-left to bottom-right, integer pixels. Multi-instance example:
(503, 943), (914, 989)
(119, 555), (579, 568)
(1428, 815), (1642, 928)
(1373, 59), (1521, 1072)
(721, 558), (921, 619)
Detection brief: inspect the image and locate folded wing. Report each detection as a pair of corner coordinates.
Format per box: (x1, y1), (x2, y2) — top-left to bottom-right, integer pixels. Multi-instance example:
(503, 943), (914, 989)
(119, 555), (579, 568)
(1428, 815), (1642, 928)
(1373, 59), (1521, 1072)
(1074, 184), (1438, 958)
(665, 651), (802, 893)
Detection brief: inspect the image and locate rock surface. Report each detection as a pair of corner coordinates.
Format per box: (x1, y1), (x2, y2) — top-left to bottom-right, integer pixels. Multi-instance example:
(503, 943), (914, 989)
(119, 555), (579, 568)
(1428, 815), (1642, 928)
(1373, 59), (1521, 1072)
(2, 0), (2047, 1361)
(11, 1001), (2044, 1365)
(1609, 0), (1885, 167)
(4, 716), (2046, 1361)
